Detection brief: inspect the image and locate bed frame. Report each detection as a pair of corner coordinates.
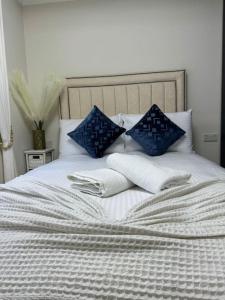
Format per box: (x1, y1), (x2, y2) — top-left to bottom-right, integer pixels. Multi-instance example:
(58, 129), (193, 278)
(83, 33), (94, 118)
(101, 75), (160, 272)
(59, 70), (186, 119)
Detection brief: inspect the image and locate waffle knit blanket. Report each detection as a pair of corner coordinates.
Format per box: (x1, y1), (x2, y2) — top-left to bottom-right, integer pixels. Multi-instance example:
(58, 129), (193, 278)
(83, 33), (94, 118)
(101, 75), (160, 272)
(0, 179), (225, 299)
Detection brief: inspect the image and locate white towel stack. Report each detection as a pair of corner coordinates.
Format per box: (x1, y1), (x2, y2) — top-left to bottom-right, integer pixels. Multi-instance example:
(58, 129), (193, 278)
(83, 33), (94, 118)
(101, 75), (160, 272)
(68, 168), (133, 197)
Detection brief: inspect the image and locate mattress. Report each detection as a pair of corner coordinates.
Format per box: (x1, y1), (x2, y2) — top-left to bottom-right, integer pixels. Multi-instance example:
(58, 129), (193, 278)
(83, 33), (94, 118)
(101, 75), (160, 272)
(8, 151), (225, 221)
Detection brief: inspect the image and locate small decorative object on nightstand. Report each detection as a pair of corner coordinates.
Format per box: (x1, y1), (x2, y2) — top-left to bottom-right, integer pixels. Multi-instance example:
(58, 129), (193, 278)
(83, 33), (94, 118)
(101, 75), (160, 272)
(24, 148), (54, 172)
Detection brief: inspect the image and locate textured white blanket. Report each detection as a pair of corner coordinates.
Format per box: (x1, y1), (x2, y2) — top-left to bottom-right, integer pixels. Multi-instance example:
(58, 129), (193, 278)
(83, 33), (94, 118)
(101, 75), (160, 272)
(1, 179), (225, 299)
(107, 153), (191, 193)
(68, 168), (133, 197)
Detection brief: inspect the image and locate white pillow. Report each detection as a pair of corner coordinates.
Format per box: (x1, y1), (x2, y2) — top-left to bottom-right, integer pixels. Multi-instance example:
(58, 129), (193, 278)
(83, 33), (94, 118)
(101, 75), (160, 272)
(59, 119), (86, 157)
(121, 110), (193, 153)
(59, 115), (125, 157)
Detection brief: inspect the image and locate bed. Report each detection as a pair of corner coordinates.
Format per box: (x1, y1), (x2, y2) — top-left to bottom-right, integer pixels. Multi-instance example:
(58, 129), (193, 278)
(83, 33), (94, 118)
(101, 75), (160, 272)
(1, 70), (225, 299)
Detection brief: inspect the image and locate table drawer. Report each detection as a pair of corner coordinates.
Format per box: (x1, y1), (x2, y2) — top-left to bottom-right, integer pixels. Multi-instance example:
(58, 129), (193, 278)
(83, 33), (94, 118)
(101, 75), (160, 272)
(28, 154), (44, 169)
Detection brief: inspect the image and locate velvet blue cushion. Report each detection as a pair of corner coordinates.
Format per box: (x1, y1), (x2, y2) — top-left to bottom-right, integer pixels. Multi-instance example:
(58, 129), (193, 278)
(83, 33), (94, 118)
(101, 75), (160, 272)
(68, 106), (126, 158)
(126, 104), (185, 156)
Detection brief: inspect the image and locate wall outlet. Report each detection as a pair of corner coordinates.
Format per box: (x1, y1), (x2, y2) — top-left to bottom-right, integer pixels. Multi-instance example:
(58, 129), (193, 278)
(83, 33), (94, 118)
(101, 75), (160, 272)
(203, 133), (218, 142)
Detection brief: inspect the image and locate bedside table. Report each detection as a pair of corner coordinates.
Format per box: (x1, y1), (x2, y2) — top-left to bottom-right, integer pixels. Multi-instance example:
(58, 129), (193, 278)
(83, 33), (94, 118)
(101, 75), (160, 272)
(24, 148), (54, 172)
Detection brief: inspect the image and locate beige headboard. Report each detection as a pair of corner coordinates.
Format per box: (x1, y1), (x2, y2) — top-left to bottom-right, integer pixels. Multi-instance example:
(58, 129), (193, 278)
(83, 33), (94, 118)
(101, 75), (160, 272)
(60, 70), (186, 119)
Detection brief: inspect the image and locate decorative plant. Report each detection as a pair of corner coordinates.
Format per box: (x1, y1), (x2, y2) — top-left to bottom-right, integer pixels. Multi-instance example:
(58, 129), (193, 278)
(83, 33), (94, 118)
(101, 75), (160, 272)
(10, 71), (65, 130)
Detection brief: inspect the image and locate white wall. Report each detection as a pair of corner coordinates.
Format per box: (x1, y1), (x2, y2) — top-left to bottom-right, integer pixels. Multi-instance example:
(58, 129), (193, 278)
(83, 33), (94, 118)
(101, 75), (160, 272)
(1, 0), (32, 180)
(23, 0), (223, 163)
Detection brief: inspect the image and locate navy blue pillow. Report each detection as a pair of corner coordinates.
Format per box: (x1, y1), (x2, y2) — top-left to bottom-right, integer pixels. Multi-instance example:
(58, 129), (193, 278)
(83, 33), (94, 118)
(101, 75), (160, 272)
(126, 104), (185, 156)
(68, 106), (126, 158)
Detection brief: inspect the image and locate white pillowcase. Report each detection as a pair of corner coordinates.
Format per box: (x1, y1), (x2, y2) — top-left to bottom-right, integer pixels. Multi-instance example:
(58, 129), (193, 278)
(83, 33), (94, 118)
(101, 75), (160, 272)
(59, 119), (86, 157)
(121, 110), (193, 153)
(59, 115), (125, 157)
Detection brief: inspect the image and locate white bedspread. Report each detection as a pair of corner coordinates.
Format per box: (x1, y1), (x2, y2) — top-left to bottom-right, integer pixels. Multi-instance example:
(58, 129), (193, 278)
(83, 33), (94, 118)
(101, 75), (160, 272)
(1, 179), (225, 299)
(68, 168), (133, 197)
(107, 153), (191, 193)
(7, 151), (225, 220)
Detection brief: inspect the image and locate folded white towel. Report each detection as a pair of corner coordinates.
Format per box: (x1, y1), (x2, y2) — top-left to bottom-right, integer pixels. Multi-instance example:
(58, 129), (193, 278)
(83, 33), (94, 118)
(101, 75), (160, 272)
(106, 153), (191, 194)
(68, 168), (133, 197)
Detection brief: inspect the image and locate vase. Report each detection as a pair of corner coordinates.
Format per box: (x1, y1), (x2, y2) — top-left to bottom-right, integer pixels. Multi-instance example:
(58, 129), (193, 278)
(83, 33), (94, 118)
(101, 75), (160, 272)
(32, 130), (46, 150)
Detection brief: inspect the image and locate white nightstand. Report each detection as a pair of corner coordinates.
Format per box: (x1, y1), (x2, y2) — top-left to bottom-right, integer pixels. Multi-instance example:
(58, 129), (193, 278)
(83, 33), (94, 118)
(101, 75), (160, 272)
(24, 148), (54, 172)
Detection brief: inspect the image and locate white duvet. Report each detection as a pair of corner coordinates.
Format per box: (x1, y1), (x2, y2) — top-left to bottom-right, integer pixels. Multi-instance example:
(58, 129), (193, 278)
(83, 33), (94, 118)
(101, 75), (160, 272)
(7, 151), (225, 220)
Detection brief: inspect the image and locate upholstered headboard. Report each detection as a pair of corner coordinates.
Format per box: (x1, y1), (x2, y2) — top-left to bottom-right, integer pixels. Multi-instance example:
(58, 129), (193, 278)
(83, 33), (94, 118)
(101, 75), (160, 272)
(59, 70), (186, 119)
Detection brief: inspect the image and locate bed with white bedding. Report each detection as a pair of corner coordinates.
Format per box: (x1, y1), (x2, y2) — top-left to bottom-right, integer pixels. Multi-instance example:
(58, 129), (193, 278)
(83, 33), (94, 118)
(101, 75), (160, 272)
(8, 151), (225, 221)
(1, 70), (225, 299)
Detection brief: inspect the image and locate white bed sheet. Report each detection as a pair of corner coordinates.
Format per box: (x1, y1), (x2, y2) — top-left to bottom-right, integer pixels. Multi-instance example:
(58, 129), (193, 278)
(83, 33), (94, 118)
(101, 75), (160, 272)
(7, 152), (225, 221)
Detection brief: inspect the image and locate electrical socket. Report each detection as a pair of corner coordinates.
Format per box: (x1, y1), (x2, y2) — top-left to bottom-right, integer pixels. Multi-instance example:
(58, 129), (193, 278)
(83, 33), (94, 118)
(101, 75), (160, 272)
(203, 133), (218, 143)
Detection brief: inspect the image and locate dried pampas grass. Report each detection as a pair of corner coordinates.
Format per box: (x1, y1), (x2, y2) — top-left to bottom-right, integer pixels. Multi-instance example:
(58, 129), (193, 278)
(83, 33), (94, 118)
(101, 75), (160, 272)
(10, 71), (65, 130)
